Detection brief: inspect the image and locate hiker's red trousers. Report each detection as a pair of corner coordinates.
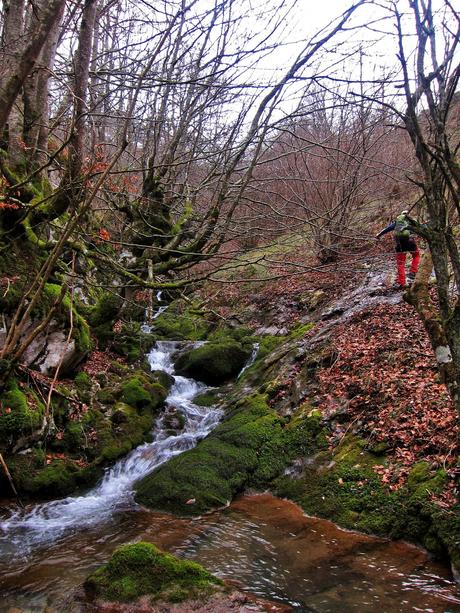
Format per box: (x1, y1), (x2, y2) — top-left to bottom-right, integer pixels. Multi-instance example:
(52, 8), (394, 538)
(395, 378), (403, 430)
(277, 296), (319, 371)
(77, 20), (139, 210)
(396, 247), (420, 285)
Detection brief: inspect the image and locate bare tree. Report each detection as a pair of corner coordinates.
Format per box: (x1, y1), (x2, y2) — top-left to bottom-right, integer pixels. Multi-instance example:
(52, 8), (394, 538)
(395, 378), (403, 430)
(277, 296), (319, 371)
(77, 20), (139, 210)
(389, 0), (460, 411)
(0, 0), (367, 376)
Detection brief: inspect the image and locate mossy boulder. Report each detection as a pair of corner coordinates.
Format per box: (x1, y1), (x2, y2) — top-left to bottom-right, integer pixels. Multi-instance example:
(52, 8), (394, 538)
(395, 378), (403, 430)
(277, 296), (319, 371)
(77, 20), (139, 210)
(75, 371), (92, 392)
(5, 454), (97, 497)
(84, 541), (223, 603)
(192, 390), (220, 407)
(149, 369), (175, 391)
(135, 394), (326, 515)
(152, 309), (210, 341)
(174, 340), (252, 385)
(2, 366), (168, 497)
(121, 376), (167, 413)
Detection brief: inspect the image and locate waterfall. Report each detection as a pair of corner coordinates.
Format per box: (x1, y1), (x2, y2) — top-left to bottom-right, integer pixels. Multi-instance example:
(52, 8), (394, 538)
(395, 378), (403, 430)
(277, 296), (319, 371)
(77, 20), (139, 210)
(141, 290), (168, 332)
(238, 343), (260, 378)
(0, 342), (222, 558)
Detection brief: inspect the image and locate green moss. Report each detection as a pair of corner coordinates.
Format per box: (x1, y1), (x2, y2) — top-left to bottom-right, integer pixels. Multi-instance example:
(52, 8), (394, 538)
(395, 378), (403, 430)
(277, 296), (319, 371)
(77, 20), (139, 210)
(150, 370), (174, 391)
(122, 377), (151, 408)
(84, 541), (222, 603)
(110, 324), (152, 363)
(174, 341), (252, 385)
(75, 371), (92, 391)
(95, 388), (118, 404)
(152, 309), (210, 341)
(288, 322), (314, 339)
(26, 459), (80, 497)
(75, 314), (91, 354)
(0, 380), (44, 443)
(89, 401), (154, 462)
(33, 447), (46, 467)
(121, 377), (167, 413)
(272, 434), (456, 566)
(85, 292), (122, 348)
(192, 391), (219, 407)
(207, 327), (252, 344)
(256, 335), (284, 360)
(135, 394), (326, 515)
(64, 421), (85, 451)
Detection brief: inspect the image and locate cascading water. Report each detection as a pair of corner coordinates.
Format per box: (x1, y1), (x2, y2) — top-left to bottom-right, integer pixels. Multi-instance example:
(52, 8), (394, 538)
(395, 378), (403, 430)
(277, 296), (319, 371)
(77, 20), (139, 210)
(0, 341), (222, 561)
(238, 343), (259, 379)
(141, 290), (168, 332)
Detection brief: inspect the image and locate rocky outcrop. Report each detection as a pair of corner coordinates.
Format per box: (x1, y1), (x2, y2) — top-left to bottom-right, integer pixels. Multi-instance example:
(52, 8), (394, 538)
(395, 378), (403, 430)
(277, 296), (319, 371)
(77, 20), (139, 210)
(0, 317), (89, 376)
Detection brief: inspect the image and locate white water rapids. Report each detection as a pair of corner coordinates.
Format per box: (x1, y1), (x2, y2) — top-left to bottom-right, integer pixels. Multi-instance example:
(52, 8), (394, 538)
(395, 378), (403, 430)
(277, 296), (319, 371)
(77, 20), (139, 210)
(0, 341), (222, 560)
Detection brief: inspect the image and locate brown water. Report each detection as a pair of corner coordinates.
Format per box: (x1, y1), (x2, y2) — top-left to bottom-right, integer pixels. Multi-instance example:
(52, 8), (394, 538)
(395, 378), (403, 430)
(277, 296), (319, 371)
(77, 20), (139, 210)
(1, 494), (460, 612)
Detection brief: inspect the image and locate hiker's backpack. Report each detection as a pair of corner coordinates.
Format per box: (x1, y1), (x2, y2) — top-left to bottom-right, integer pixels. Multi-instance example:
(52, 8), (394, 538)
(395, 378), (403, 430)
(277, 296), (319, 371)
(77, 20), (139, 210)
(394, 214), (411, 239)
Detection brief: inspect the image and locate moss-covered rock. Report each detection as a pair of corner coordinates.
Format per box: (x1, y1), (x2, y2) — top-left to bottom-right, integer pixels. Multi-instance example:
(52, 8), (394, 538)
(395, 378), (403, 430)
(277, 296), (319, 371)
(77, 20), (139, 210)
(135, 394), (326, 515)
(192, 390), (220, 407)
(151, 309), (210, 341)
(121, 376), (167, 413)
(0, 379), (44, 447)
(174, 341), (252, 385)
(150, 369), (175, 391)
(84, 541), (223, 603)
(1, 362), (169, 497)
(5, 453), (98, 497)
(85, 292), (122, 348)
(272, 434), (454, 566)
(75, 371), (92, 391)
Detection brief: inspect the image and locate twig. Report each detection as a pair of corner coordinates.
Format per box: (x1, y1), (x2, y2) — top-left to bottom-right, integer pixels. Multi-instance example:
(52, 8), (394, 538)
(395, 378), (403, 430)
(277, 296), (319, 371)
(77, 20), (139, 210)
(0, 453), (24, 508)
(17, 364), (85, 406)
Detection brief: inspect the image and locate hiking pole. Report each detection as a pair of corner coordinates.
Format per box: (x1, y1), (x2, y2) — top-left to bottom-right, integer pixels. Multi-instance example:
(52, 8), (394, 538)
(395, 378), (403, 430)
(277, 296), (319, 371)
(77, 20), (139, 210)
(0, 452), (24, 508)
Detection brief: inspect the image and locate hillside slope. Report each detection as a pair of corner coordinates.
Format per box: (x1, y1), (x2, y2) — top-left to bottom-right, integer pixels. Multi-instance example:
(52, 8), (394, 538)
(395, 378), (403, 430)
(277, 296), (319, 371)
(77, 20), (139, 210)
(137, 255), (460, 573)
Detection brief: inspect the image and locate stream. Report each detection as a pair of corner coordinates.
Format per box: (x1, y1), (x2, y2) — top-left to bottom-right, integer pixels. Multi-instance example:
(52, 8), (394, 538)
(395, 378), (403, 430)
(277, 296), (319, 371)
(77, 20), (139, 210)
(1, 342), (460, 611)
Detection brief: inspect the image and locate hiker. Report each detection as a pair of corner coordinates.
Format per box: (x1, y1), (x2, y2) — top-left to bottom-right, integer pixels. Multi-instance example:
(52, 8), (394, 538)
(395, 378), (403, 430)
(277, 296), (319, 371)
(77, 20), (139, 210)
(375, 210), (420, 288)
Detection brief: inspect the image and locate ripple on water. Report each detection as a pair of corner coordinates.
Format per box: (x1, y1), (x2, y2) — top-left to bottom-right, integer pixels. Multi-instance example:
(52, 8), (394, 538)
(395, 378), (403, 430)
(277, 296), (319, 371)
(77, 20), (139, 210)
(2, 495), (460, 612)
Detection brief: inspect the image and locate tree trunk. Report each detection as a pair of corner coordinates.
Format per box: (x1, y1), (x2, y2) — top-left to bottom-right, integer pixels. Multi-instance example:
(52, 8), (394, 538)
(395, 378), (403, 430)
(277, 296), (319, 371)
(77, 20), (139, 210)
(23, 0), (65, 170)
(0, 0), (66, 137)
(405, 251), (460, 411)
(1, 0), (26, 165)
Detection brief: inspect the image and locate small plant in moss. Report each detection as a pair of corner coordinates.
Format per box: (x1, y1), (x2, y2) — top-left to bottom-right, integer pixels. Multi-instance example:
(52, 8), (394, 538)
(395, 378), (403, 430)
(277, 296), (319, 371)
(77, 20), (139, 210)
(84, 542), (223, 603)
